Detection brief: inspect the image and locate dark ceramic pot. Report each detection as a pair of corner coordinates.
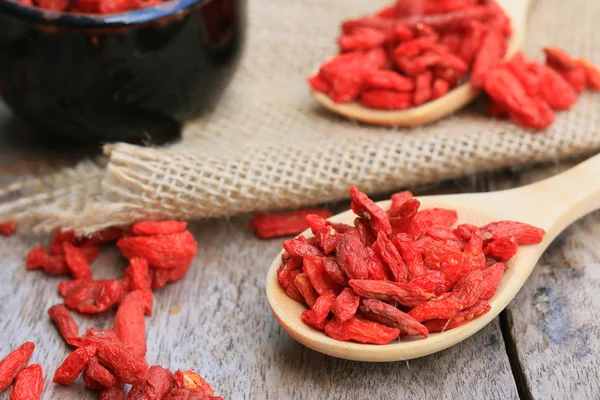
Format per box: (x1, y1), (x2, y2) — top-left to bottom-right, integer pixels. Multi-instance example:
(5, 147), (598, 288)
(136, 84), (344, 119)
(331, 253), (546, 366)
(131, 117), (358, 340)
(0, 0), (245, 142)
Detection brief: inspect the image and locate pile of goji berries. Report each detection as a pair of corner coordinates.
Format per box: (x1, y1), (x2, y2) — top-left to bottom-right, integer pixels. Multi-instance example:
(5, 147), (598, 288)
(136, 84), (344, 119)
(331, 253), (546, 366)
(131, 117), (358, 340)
(276, 186), (545, 344)
(0, 220), (223, 399)
(9, 0), (167, 14)
(308, 0), (600, 130)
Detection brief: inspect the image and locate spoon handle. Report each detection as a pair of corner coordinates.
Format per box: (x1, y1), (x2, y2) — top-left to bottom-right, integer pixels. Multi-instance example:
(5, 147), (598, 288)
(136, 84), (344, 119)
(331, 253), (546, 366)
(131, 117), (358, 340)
(509, 152), (600, 233)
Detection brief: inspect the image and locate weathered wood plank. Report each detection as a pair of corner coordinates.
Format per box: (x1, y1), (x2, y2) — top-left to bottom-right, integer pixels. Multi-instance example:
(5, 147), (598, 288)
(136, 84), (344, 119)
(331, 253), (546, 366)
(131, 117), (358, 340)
(489, 159), (600, 400)
(0, 215), (520, 399)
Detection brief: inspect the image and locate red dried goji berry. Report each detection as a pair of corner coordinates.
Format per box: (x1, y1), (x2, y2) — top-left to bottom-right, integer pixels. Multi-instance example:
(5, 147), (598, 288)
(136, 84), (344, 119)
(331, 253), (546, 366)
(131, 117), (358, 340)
(557, 66), (587, 94)
(461, 232), (485, 274)
(322, 257), (348, 286)
(543, 47), (577, 71)
(163, 388), (223, 400)
(96, 342), (148, 385)
(150, 268), (170, 290)
(83, 366), (103, 390)
(132, 220), (187, 236)
(479, 220), (545, 245)
(73, 328), (120, 348)
(174, 370), (215, 395)
(117, 231), (197, 269)
(577, 58), (600, 90)
(353, 218), (375, 248)
(392, 233), (429, 278)
(471, 30), (506, 88)
(0, 220), (17, 236)
(389, 191), (414, 212)
(302, 290), (336, 330)
(505, 52), (541, 97)
(64, 279), (123, 314)
(58, 279), (88, 298)
(26, 245), (69, 275)
(450, 269), (485, 308)
(303, 255), (341, 295)
(248, 209), (332, 239)
(389, 198), (420, 235)
(10, 364), (43, 400)
(48, 304), (79, 346)
(335, 234), (370, 280)
(454, 223), (478, 242)
(315, 226), (339, 255)
(123, 258), (152, 293)
(294, 273), (319, 308)
(372, 231), (408, 283)
(425, 225), (461, 242)
(439, 32), (462, 55)
(431, 78), (450, 99)
(53, 345), (97, 385)
(360, 299), (428, 337)
(282, 239), (321, 259)
(409, 270), (446, 295)
(348, 279), (433, 308)
(85, 356), (117, 389)
(277, 259), (303, 289)
(338, 27), (388, 52)
(0, 342), (35, 392)
(423, 242), (464, 290)
(413, 70), (433, 106)
(483, 237), (518, 262)
(331, 288), (360, 323)
(63, 242), (93, 280)
(365, 70), (415, 92)
(100, 386), (126, 400)
(127, 365), (174, 400)
(459, 20), (485, 66)
(393, 37), (437, 59)
(408, 296), (463, 322)
(408, 207), (458, 239)
(538, 65), (578, 110)
(50, 230), (77, 256)
(115, 290), (148, 357)
(81, 245), (102, 264)
(359, 90), (414, 110)
(308, 73), (332, 94)
(325, 317), (400, 345)
(480, 262), (505, 300)
(424, 300), (491, 332)
(349, 185), (392, 237)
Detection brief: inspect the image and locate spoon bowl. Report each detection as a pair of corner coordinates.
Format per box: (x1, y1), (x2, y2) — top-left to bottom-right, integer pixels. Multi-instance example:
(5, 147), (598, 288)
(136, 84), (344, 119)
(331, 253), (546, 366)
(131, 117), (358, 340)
(311, 0), (531, 126)
(266, 153), (600, 361)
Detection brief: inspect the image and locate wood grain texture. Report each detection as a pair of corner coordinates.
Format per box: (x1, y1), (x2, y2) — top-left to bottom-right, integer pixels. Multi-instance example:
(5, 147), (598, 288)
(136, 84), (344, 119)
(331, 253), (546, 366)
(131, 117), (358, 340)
(0, 218), (519, 399)
(489, 162), (600, 400)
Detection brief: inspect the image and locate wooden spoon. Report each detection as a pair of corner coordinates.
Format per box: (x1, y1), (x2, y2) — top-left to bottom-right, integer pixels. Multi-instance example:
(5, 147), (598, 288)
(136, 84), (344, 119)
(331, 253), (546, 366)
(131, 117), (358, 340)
(266, 153), (600, 362)
(311, 0), (532, 126)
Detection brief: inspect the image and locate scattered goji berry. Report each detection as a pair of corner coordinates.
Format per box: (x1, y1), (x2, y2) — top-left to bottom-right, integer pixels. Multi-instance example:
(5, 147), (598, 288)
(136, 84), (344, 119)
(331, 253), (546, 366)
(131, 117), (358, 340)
(127, 365), (174, 400)
(58, 279), (88, 298)
(325, 317), (400, 345)
(95, 342), (148, 385)
(149, 268), (170, 290)
(86, 356), (117, 389)
(538, 65), (578, 110)
(63, 242), (93, 280)
(248, 209), (332, 239)
(505, 52), (541, 97)
(543, 47), (577, 71)
(50, 230), (77, 256)
(163, 388), (223, 400)
(48, 304), (79, 346)
(479, 262), (505, 300)
(123, 257), (152, 293)
(0, 220), (17, 236)
(64, 279), (123, 314)
(471, 30), (506, 88)
(99, 386), (126, 400)
(360, 298), (428, 337)
(53, 345), (97, 385)
(115, 290), (148, 357)
(556, 66), (587, 94)
(173, 370), (215, 395)
(0, 342), (35, 392)
(10, 364), (43, 400)
(26, 245), (69, 275)
(132, 220), (188, 237)
(117, 231), (197, 269)
(577, 58), (600, 90)
(302, 290), (336, 330)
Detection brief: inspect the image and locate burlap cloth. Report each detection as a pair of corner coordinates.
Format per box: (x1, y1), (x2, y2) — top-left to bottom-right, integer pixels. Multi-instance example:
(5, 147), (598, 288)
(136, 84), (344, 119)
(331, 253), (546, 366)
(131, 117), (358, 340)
(1, 0), (599, 235)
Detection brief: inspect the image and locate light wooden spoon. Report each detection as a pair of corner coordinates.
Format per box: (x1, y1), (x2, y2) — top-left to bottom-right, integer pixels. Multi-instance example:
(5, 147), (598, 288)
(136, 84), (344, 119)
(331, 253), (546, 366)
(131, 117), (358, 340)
(311, 0), (531, 126)
(266, 152), (600, 362)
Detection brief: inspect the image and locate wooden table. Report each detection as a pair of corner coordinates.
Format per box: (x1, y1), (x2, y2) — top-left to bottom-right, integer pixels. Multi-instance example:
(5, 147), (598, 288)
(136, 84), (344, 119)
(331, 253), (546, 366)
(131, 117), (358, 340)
(0, 102), (599, 400)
